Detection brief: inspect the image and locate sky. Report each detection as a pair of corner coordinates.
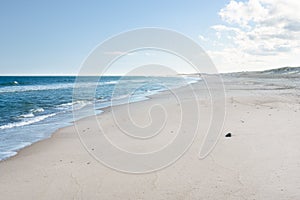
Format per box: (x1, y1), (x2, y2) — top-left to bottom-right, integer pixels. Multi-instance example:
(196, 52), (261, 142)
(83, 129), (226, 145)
(0, 0), (299, 75)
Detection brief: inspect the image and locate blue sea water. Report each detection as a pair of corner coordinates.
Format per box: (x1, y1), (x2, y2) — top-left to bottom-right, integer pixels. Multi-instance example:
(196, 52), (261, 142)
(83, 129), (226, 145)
(0, 76), (199, 160)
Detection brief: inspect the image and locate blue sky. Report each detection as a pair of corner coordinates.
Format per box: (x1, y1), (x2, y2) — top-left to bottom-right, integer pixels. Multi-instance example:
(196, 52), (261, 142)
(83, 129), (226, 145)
(1, 0), (299, 75)
(0, 0), (228, 75)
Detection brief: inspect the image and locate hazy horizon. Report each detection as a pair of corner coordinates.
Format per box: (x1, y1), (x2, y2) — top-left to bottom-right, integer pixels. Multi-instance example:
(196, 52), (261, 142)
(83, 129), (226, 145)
(0, 65), (299, 77)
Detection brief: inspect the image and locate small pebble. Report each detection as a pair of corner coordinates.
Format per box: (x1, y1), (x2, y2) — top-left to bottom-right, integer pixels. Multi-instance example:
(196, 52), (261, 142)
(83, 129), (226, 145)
(225, 133), (232, 137)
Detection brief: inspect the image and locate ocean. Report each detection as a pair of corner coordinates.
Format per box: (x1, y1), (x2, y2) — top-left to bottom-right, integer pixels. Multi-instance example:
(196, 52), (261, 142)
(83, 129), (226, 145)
(0, 76), (199, 160)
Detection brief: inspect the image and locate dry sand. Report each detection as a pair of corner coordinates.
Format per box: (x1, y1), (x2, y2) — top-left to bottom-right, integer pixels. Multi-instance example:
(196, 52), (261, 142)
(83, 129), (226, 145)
(1, 81), (300, 200)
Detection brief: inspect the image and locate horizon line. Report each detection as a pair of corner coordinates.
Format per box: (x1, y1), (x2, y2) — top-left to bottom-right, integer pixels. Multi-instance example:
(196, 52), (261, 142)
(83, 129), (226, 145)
(1, 66), (299, 77)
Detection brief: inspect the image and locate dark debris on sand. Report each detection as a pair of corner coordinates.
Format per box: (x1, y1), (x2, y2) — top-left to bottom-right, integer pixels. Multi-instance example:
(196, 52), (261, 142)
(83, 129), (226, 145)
(225, 133), (232, 137)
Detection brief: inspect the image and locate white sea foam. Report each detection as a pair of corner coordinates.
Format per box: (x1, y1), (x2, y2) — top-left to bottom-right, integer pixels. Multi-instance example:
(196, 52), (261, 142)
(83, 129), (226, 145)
(18, 108), (45, 119)
(185, 77), (201, 85)
(56, 100), (91, 111)
(8, 142), (32, 151)
(100, 80), (118, 85)
(31, 108), (45, 113)
(0, 151), (17, 160)
(19, 113), (35, 118)
(56, 102), (75, 108)
(0, 113), (56, 130)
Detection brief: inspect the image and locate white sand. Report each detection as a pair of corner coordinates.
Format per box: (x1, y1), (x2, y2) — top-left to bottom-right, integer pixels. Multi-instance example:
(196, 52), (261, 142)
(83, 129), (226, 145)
(1, 81), (300, 199)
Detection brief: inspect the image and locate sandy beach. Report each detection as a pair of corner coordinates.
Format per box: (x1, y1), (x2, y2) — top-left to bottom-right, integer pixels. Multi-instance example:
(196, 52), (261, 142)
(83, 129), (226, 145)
(0, 77), (300, 200)
(2, 0), (300, 199)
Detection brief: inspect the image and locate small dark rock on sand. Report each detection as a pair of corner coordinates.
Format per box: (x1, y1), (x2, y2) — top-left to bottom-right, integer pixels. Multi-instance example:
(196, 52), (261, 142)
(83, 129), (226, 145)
(225, 133), (232, 137)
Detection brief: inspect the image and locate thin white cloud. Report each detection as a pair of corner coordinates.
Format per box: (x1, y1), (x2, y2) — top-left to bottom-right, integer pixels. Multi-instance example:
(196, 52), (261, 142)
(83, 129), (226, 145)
(208, 0), (300, 72)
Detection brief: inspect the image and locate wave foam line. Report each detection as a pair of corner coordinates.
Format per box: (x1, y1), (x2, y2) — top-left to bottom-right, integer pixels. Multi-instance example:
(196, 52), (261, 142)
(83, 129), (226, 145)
(0, 113), (56, 130)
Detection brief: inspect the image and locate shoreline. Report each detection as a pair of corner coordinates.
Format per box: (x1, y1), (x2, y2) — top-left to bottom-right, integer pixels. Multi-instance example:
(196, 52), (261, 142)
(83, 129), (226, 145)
(0, 81), (197, 164)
